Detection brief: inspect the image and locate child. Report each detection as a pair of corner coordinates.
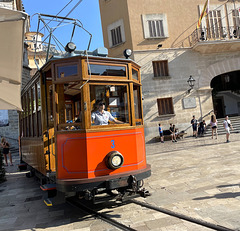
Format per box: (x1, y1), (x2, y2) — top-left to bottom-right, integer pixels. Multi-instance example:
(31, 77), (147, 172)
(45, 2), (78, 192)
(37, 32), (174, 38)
(158, 123), (164, 143)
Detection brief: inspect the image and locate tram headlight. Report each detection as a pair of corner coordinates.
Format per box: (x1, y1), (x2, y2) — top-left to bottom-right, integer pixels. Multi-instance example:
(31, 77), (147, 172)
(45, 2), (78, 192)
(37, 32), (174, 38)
(65, 42), (77, 53)
(106, 151), (124, 170)
(123, 49), (132, 59)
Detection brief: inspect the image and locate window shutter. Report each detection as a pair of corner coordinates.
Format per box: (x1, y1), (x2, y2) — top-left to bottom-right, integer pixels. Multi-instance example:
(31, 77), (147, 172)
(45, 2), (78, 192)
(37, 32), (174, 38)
(157, 98), (174, 116)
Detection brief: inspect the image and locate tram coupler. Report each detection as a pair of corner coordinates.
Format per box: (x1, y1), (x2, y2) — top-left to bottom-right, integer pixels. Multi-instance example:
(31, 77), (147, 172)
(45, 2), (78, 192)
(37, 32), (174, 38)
(130, 175), (151, 198)
(138, 188), (151, 198)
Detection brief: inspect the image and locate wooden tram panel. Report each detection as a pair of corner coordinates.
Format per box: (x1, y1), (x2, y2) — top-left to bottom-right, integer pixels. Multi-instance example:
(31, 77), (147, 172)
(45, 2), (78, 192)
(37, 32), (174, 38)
(20, 53), (149, 194)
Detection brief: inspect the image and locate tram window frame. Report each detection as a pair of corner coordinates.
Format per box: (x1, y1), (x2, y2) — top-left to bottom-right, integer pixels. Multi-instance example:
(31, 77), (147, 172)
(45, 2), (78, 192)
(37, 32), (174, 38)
(28, 90), (32, 137)
(32, 85), (37, 137)
(133, 84), (143, 126)
(22, 95), (26, 137)
(36, 81), (42, 136)
(54, 81), (83, 131)
(85, 61), (129, 80)
(90, 83), (130, 127)
(54, 62), (80, 82)
(132, 67), (139, 81)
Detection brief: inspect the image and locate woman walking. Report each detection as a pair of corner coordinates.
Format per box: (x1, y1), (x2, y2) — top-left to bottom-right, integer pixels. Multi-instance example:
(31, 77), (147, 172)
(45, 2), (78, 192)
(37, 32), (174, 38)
(1, 137), (13, 166)
(210, 114), (218, 139)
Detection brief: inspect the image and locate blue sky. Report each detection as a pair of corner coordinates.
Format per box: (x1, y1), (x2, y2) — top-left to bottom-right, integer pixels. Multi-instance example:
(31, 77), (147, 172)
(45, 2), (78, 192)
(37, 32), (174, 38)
(22, 0), (104, 51)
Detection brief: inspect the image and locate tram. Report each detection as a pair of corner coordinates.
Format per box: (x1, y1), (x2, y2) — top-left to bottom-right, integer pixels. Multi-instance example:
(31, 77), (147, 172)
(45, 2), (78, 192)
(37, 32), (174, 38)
(19, 44), (151, 205)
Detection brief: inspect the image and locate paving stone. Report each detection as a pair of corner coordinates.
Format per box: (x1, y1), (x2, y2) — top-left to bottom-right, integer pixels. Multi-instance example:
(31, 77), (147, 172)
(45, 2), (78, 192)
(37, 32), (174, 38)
(1, 133), (240, 230)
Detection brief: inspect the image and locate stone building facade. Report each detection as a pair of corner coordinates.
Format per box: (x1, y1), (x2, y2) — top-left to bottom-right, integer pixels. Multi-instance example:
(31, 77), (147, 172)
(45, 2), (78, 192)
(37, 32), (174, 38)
(99, 0), (240, 141)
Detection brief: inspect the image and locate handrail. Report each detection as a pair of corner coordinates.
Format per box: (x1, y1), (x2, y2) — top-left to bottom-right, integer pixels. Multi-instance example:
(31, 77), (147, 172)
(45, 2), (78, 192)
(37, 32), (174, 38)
(172, 26), (240, 49)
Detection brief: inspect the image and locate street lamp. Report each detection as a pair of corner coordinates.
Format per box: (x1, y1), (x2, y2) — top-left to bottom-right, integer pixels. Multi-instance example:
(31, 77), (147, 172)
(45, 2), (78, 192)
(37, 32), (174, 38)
(187, 75), (195, 93)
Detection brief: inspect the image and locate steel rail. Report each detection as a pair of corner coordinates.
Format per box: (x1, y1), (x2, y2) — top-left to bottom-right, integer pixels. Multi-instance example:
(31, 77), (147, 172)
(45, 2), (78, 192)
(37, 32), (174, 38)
(131, 199), (234, 231)
(66, 197), (136, 231)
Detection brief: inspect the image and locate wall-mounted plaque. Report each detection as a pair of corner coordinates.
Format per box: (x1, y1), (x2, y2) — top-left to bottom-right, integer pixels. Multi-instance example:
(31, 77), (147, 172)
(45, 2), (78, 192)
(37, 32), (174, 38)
(183, 97), (196, 109)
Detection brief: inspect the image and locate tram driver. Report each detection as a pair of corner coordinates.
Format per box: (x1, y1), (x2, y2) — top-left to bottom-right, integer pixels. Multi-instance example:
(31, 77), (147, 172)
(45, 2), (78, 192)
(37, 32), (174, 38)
(91, 102), (124, 125)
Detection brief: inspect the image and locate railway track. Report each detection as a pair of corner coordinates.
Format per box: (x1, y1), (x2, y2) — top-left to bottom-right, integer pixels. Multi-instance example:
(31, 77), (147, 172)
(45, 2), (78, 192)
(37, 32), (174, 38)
(130, 199), (234, 231)
(67, 197), (234, 231)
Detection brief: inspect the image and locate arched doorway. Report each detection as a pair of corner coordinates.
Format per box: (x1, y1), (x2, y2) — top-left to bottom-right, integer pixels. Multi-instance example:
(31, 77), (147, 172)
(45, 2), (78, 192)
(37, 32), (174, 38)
(211, 70), (240, 118)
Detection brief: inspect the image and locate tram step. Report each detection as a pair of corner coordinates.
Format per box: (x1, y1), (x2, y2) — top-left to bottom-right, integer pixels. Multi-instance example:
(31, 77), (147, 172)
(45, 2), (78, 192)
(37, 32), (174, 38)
(44, 198), (53, 207)
(40, 184), (56, 191)
(18, 163), (27, 171)
(43, 191), (65, 206)
(40, 184), (57, 198)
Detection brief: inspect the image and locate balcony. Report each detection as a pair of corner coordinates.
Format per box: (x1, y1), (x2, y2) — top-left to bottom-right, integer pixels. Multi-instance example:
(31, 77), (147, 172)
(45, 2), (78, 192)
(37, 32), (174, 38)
(172, 26), (240, 54)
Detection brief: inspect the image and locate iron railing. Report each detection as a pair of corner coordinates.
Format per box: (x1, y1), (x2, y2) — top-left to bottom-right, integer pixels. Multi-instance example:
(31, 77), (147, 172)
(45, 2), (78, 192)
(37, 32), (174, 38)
(172, 26), (240, 48)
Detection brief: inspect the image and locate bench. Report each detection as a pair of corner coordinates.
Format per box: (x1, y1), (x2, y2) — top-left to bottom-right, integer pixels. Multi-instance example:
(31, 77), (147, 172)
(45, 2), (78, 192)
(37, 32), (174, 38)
(155, 130), (187, 142)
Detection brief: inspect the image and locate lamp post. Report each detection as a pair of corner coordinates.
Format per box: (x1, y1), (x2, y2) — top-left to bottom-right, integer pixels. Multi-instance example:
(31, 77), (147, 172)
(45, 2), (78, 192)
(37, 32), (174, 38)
(187, 75), (195, 93)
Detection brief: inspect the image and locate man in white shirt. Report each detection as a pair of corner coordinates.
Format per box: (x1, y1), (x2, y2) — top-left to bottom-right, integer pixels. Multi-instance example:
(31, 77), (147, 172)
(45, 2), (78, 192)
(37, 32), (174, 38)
(91, 102), (124, 125)
(223, 115), (233, 143)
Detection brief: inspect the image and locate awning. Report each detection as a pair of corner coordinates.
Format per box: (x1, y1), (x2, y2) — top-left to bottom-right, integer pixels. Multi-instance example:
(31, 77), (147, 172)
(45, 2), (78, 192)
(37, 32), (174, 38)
(0, 8), (27, 111)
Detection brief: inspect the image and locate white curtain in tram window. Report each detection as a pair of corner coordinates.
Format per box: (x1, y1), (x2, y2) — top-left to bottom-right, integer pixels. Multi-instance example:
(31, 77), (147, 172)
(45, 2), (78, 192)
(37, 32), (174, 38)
(0, 8), (27, 110)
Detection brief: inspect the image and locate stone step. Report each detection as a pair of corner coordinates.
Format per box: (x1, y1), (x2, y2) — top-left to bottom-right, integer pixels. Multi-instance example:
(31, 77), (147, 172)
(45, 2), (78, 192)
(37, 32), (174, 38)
(203, 116), (240, 137)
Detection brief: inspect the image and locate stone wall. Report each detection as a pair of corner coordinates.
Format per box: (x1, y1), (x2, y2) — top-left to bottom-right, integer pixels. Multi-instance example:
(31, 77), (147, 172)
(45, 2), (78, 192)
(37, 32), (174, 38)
(134, 48), (240, 141)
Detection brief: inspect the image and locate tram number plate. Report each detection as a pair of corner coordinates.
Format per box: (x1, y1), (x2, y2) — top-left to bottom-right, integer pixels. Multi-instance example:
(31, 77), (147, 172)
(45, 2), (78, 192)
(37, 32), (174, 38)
(107, 177), (129, 189)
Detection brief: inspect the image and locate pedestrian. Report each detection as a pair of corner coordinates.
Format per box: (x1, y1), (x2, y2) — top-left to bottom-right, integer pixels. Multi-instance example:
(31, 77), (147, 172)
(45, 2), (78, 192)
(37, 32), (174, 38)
(169, 123), (177, 142)
(223, 115), (233, 143)
(198, 120), (206, 137)
(158, 123), (164, 143)
(191, 115), (198, 138)
(1, 137), (13, 166)
(210, 114), (218, 139)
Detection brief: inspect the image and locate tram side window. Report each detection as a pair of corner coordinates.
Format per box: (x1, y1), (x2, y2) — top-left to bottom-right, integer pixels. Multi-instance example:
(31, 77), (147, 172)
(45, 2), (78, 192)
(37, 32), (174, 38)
(57, 64), (78, 78)
(89, 64), (126, 77)
(21, 95), (26, 137)
(55, 82), (82, 130)
(133, 85), (143, 125)
(32, 85), (37, 137)
(28, 90), (32, 137)
(37, 82), (42, 136)
(90, 85), (129, 126)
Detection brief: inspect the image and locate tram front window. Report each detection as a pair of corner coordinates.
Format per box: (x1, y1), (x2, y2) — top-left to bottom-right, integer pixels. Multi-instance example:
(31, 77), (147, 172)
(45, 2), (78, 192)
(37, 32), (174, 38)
(90, 85), (129, 126)
(55, 82), (82, 130)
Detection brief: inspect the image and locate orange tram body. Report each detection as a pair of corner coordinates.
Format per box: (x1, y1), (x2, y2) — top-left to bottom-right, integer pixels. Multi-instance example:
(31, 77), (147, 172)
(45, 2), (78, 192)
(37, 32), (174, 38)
(19, 49), (151, 205)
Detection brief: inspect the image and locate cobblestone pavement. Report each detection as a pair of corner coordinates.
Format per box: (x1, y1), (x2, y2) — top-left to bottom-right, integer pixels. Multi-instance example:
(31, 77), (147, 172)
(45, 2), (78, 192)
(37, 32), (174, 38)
(0, 133), (240, 231)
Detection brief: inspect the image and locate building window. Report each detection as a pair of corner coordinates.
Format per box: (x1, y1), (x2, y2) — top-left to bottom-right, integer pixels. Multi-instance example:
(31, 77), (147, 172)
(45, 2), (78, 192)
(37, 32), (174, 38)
(207, 10), (223, 39)
(107, 19), (125, 47)
(142, 14), (169, 39)
(152, 60), (169, 77)
(232, 9), (240, 30)
(157, 97), (174, 116)
(148, 20), (164, 37)
(111, 26), (122, 46)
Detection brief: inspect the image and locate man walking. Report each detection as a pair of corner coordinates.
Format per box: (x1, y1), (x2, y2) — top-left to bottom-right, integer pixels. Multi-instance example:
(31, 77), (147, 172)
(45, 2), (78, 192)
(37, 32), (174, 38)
(191, 115), (198, 138)
(223, 115), (233, 143)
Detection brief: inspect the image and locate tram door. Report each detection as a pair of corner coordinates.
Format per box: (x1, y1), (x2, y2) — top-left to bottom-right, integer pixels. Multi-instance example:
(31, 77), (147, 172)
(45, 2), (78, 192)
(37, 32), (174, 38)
(42, 81), (56, 172)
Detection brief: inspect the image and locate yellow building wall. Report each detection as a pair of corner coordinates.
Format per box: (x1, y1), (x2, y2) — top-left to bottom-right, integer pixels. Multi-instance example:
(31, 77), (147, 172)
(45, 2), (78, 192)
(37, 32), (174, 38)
(99, 0), (233, 56)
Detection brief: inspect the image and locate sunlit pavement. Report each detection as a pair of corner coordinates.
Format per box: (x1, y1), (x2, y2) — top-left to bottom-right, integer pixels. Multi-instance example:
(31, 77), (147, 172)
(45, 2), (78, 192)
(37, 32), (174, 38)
(0, 132), (240, 230)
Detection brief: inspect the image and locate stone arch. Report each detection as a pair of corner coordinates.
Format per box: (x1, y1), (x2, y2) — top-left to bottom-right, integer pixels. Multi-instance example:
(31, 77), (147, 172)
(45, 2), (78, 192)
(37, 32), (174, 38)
(199, 57), (240, 88)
